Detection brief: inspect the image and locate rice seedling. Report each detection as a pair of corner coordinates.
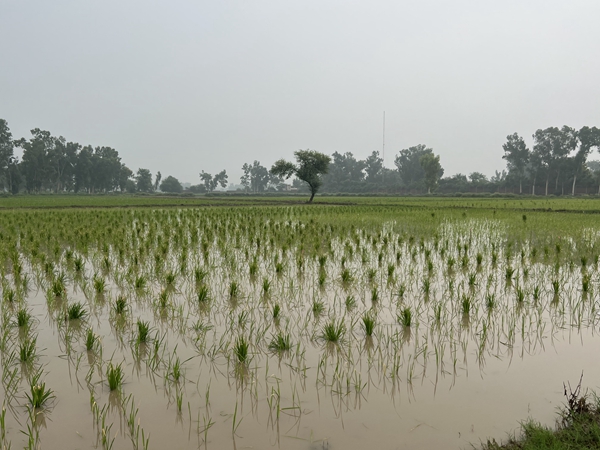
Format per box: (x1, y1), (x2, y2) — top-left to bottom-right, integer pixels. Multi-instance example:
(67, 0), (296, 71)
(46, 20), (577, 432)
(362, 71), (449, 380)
(74, 256), (85, 272)
(113, 295), (127, 315)
(272, 303), (281, 320)
(66, 302), (88, 321)
(134, 275), (147, 290)
(165, 271), (176, 286)
(233, 336), (249, 363)
(51, 276), (67, 298)
(93, 275), (106, 294)
(461, 295), (472, 316)
(516, 287), (525, 305)
(19, 337), (37, 363)
(552, 279), (561, 296)
(582, 274), (591, 294)
(505, 266), (515, 282)
(262, 278), (271, 295)
(398, 284), (406, 299)
(371, 287), (379, 303)
(485, 293), (496, 310)
(157, 289), (170, 309)
(197, 284), (210, 303)
(312, 300), (325, 316)
(86, 328), (99, 351)
(345, 295), (356, 310)
(106, 362), (124, 391)
(193, 267), (208, 284)
(16, 308), (32, 328)
(398, 308), (412, 327)
(26, 372), (55, 409)
(318, 270), (327, 287)
(321, 320), (345, 343)
(229, 281), (239, 298)
(341, 268), (353, 284)
(3, 288), (16, 303)
(137, 320), (151, 343)
(361, 314), (375, 337)
(268, 332), (292, 352)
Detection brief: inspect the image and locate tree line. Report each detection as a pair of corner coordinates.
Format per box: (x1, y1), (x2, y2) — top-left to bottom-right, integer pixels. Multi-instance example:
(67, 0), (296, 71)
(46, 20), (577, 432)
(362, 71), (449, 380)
(1, 118), (600, 197)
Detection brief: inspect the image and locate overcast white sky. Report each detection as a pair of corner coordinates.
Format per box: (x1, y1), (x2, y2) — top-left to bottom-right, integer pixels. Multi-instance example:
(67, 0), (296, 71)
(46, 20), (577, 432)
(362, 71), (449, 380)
(1, 0), (600, 184)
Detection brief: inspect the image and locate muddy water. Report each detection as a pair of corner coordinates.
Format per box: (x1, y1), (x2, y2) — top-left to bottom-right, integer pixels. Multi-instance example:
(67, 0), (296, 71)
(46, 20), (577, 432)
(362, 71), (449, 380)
(2, 215), (600, 450)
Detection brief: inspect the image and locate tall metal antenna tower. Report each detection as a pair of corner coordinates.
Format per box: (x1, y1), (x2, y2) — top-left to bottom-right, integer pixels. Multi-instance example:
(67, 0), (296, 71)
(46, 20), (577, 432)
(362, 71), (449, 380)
(382, 111), (385, 186)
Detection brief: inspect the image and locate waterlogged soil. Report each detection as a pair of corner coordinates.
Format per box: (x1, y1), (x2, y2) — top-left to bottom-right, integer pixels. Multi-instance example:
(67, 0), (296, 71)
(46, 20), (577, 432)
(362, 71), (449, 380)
(1, 208), (600, 450)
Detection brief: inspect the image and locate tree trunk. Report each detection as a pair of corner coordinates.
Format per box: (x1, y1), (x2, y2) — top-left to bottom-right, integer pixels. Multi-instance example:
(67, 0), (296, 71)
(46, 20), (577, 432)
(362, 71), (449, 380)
(519, 179), (522, 194)
(532, 175), (536, 195)
(545, 176), (549, 196)
(572, 174), (577, 196)
(308, 187), (316, 203)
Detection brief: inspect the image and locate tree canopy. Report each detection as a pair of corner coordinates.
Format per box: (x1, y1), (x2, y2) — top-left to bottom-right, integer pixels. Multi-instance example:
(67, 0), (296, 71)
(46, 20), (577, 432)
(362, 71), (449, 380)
(160, 175), (183, 193)
(271, 150), (331, 202)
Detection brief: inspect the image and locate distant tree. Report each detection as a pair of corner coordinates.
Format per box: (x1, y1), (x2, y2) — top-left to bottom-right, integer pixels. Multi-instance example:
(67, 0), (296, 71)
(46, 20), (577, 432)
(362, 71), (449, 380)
(394, 144), (432, 189)
(420, 153), (443, 194)
(125, 179), (137, 193)
(439, 173), (468, 192)
(118, 165), (133, 192)
(187, 184), (207, 194)
(0, 119), (14, 192)
(160, 175), (183, 193)
(532, 127), (577, 195)
(502, 133), (529, 194)
(364, 151), (383, 184)
(572, 126), (600, 195)
(322, 152), (365, 191)
(136, 168), (153, 193)
(271, 150), (331, 202)
(240, 161), (271, 192)
(16, 129), (55, 192)
(154, 171), (162, 192)
(200, 170), (228, 192)
(469, 172), (488, 193)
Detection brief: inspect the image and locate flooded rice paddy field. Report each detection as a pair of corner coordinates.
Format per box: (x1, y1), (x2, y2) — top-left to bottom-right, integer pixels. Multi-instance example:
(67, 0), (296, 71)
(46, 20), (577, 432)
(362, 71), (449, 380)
(2, 205), (600, 449)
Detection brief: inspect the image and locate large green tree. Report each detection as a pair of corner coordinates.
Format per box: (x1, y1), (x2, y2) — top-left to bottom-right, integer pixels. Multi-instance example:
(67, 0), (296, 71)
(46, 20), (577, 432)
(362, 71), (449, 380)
(200, 170), (228, 192)
(502, 133), (529, 194)
(394, 144), (433, 189)
(271, 150), (331, 202)
(136, 168), (153, 193)
(240, 161), (272, 192)
(160, 175), (183, 193)
(0, 119), (14, 192)
(419, 153), (443, 194)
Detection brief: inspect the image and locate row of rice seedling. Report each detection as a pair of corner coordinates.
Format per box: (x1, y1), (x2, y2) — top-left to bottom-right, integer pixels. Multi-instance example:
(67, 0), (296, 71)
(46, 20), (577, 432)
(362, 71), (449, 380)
(0, 204), (599, 448)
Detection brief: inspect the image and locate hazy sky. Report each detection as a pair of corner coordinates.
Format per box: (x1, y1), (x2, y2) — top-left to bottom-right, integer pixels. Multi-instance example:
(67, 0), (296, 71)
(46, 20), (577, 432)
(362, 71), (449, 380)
(2, 0), (600, 184)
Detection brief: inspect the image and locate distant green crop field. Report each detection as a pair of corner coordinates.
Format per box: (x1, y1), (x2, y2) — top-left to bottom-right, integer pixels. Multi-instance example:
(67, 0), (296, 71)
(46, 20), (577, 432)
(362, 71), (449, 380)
(2, 193), (600, 212)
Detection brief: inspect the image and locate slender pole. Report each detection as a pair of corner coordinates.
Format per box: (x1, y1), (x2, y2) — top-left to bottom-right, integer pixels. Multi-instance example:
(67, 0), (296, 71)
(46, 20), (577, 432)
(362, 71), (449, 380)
(382, 111), (385, 186)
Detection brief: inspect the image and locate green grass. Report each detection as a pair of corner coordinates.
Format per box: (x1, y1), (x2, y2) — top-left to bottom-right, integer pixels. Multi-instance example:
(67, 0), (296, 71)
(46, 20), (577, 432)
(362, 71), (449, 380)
(482, 392), (600, 450)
